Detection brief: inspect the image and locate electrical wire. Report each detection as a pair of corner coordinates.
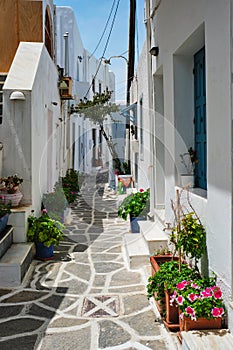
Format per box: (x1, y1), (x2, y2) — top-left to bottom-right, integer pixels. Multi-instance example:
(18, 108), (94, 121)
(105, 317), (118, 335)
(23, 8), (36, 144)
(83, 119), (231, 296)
(89, 0), (117, 59)
(84, 0), (121, 98)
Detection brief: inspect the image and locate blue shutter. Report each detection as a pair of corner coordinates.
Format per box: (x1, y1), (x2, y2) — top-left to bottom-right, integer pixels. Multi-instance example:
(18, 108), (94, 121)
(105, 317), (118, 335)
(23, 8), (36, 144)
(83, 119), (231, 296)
(194, 47), (207, 190)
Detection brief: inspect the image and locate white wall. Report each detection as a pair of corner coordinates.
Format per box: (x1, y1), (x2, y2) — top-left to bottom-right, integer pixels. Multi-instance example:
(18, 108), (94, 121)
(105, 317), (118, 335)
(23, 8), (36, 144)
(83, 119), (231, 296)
(147, 0), (233, 330)
(2, 42), (61, 214)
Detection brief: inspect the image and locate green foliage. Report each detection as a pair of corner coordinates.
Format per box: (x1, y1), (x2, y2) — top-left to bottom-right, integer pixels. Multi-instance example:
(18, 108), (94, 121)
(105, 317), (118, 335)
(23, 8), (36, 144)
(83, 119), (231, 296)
(0, 201), (11, 218)
(27, 211), (64, 247)
(170, 277), (225, 320)
(118, 189), (150, 220)
(70, 91), (119, 124)
(122, 161), (130, 175)
(147, 260), (201, 301)
(177, 212), (206, 260)
(62, 169), (80, 204)
(42, 182), (68, 221)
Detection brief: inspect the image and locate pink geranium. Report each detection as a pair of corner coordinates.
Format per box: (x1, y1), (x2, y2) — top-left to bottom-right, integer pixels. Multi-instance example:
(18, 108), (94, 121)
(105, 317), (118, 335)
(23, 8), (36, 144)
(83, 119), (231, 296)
(201, 289), (212, 298)
(176, 295), (184, 305)
(139, 188), (144, 192)
(212, 307), (224, 317)
(188, 293), (199, 302)
(185, 306), (195, 315)
(42, 208), (47, 214)
(214, 289), (222, 299)
(176, 281), (188, 290)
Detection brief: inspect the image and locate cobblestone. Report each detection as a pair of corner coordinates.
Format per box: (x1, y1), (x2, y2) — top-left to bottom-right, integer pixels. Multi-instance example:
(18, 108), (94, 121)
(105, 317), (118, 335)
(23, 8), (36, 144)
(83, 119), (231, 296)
(0, 177), (181, 350)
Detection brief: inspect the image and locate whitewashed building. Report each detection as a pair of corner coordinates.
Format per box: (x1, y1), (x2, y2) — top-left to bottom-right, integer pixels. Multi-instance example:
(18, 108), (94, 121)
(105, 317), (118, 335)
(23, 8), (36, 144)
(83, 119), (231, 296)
(56, 6), (116, 176)
(132, 0), (233, 333)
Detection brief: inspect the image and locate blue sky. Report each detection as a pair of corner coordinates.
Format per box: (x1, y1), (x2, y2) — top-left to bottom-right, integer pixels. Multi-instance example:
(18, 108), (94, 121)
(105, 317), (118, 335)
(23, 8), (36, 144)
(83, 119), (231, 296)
(54, 0), (146, 102)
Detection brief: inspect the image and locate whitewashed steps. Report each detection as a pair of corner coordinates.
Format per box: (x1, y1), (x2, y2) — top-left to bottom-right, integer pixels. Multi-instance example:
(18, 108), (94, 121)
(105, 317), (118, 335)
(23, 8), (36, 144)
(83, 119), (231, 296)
(0, 226), (13, 258)
(0, 242), (34, 287)
(139, 221), (168, 255)
(181, 329), (233, 350)
(123, 233), (150, 269)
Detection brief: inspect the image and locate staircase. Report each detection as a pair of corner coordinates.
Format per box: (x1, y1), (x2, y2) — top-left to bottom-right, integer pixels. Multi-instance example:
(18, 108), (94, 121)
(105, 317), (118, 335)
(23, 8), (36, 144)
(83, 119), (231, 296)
(123, 209), (168, 270)
(0, 225), (34, 287)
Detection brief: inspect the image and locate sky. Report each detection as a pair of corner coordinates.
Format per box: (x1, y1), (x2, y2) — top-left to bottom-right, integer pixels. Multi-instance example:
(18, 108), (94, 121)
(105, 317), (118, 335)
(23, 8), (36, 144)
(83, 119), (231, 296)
(54, 0), (146, 103)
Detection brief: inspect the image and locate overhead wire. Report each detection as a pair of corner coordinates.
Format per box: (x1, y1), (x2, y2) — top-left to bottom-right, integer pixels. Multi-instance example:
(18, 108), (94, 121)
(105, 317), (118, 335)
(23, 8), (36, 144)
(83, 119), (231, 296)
(88, 0), (117, 59)
(84, 0), (121, 98)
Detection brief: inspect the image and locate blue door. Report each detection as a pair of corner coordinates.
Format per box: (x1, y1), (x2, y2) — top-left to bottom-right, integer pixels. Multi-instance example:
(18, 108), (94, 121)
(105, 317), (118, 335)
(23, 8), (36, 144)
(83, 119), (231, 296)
(194, 47), (207, 190)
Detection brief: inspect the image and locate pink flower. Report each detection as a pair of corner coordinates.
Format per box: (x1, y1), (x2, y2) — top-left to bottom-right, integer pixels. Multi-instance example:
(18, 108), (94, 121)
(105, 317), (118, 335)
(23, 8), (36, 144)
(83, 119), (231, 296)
(139, 188), (144, 192)
(170, 291), (177, 305)
(42, 209), (47, 214)
(201, 290), (212, 298)
(191, 283), (200, 289)
(176, 295), (184, 305)
(214, 290), (222, 299)
(176, 281), (188, 290)
(185, 306), (195, 315)
(211, 307), (224, 317)
(188, 293), (199, 302)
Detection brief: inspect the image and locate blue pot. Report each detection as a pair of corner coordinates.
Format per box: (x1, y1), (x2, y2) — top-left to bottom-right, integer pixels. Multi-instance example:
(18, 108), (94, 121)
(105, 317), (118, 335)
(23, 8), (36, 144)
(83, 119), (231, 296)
(0, 214), (9, 233)
(130, 216), (145, 233)
(35, 242), (54, 260)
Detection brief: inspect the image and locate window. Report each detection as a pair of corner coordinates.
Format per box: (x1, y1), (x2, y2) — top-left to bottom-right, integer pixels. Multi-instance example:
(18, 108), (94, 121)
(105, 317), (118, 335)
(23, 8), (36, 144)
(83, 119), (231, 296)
(194, 47), (206, 190)
(45, 6), (53, 59)
(140, 97), (144, 160)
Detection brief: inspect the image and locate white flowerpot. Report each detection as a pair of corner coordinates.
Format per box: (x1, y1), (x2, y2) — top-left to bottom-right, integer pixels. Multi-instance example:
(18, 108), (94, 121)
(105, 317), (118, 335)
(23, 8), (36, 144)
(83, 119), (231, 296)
(180, 175), (195, 188)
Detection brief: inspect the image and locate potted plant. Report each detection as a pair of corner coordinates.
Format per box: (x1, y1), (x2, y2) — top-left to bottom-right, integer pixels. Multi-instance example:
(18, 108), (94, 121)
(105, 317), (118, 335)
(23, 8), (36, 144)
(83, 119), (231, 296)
(62, 169), (79, 204)
(0, 174), (23, 206)
(147, 260), (201, 328)
(42, 181), (68, 222)
(117, 188), (150, 232)
(27, 209), (64, 260)
(147, 189), (207, 329)
(180, 147), (198, 188)
(170, 278), (225, 331)
(0, 201), (12, 233)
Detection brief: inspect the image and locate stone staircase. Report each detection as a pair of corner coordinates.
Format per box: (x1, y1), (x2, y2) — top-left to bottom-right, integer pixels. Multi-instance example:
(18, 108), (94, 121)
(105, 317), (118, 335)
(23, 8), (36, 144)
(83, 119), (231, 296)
(0, 225), (34, 287)
(123, 209), (168, 269)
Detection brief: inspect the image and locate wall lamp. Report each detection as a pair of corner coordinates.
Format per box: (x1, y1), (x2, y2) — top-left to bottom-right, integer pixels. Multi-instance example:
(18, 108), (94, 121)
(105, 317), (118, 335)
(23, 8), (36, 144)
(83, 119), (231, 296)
(78, 55), (83, 62)
(10, 91), (26, 101)
(149, 46), (159, 56)
(103, 55), (129, 65)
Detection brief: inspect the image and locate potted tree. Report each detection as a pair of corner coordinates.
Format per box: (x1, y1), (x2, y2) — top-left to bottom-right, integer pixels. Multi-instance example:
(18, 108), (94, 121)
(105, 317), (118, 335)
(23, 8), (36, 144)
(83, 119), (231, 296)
(117, 189), (150, 233)
(27, 209), (64, 260)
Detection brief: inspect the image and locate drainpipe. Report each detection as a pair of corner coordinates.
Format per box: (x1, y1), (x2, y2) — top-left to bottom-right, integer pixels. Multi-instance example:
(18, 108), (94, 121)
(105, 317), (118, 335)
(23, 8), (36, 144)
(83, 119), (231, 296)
(145, 0), (156, 219)
(63, 32), (70, 169)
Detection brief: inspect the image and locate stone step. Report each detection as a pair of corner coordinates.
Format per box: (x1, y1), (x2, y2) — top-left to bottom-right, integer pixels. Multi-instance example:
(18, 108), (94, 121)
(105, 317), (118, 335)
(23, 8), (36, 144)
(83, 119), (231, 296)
(0, 226), (13, 259)
(0, 243), (34, 287)
(181, 329), (233, 350)
(123, 233), (150, 269)
(139, 221), (168, 255)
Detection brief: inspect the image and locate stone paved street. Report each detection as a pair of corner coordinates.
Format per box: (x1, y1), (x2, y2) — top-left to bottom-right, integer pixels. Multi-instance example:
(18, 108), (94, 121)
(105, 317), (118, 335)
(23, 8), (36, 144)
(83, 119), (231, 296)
(0, 175), (181, 350)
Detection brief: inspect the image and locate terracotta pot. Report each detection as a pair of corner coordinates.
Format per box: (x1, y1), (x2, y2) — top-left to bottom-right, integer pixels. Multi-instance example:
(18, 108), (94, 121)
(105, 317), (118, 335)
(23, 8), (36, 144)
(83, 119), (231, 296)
(179, 314), (222, 331)
(150, 255), (180, 329)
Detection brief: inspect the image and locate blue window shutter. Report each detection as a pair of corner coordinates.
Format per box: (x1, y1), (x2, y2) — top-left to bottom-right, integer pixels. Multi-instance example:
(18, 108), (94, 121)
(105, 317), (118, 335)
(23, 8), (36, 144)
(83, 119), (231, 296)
(194, 47), (207, 190)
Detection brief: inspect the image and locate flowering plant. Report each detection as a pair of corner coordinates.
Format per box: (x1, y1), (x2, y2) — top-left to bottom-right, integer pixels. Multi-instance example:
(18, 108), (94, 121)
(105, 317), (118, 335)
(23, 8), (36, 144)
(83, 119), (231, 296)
(170, 278), (225, 321)
(0, 174), (23, 194)
(27, 209), (64, 247)
(118, 188), (150, 220)
(180, 147), (198, 175)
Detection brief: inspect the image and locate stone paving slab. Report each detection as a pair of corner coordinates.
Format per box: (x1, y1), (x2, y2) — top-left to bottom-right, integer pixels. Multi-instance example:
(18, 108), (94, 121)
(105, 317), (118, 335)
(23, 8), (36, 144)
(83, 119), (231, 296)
(0, 179), (181, 350)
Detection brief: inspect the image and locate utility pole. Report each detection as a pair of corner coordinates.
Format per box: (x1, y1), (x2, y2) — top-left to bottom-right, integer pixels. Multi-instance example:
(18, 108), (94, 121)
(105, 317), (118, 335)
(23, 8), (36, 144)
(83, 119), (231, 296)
(127, 0), (136, 107)
(126, 0), (136, 170)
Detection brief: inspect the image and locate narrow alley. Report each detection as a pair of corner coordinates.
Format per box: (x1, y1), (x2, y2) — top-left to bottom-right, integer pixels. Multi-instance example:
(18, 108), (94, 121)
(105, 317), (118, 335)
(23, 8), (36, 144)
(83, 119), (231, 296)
(0, 175), (180, 350)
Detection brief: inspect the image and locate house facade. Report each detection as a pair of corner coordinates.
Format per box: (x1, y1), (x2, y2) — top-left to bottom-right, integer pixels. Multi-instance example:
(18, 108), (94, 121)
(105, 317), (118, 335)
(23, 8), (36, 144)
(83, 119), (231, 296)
(132, 0), (233, 331)
(56, 6), (116, 176)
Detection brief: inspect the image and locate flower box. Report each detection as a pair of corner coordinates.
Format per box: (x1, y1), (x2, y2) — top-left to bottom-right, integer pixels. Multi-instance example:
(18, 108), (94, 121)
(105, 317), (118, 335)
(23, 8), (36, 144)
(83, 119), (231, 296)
(179, 314), (222, 331)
